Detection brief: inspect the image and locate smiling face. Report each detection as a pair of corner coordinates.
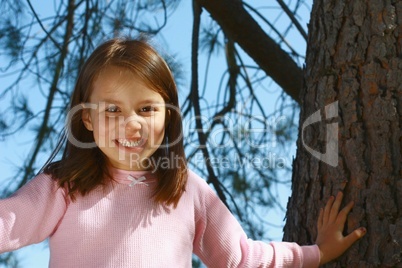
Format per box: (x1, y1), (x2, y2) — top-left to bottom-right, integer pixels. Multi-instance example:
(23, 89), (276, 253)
(82, 65), (167, 170)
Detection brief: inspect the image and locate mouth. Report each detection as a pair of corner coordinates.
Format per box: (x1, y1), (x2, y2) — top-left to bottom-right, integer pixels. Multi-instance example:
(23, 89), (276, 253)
(116, 138), (144, 148)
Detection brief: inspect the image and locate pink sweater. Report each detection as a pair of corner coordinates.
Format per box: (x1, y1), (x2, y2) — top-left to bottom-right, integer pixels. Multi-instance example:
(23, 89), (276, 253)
(0, 169), (320, 267)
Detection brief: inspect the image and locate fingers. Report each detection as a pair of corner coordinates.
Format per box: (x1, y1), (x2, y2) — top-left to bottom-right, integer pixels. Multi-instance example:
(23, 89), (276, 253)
(317, 208), (324, 229)
(323, 195), (335, 224)
(323, 192), (342, 223)
(344, 227), (367, 248)
(323, 192), (352, 223)
(336, 200), (354, 225)
(329, 192), (343, 222)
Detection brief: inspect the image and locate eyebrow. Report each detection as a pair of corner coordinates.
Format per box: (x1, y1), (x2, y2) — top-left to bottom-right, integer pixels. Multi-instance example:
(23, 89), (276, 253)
(100, 99), (123, 105)
(100, 99), (164, 105)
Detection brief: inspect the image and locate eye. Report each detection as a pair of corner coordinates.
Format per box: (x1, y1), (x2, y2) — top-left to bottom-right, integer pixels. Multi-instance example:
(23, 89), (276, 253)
(140, 106), (156, 113)
(105, 105), (120, 113)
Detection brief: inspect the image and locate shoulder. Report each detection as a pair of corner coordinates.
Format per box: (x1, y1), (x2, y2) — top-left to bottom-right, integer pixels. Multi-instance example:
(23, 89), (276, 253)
(185, 169), (213, 194)
(186, 169), (205, 184)
(11, 172), (67, 199)
(183, 169), (221, 208)
(30, 172), (60, 188)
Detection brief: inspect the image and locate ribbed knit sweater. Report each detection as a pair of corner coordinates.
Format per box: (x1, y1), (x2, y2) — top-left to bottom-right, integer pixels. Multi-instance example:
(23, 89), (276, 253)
(0, 168), (320, 267)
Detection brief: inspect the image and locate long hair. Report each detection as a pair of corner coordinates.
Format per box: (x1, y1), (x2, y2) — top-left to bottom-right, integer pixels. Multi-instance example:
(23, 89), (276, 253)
(43, 37), (188, 207)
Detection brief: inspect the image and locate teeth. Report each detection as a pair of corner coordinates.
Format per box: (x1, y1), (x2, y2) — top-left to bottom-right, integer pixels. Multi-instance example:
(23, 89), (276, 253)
(117, 138), (142, 148)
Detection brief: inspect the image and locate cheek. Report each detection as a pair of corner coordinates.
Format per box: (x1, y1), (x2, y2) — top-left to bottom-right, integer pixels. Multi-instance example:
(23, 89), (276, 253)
(92, 116), (116, 138)
(148, 116), (166, 143)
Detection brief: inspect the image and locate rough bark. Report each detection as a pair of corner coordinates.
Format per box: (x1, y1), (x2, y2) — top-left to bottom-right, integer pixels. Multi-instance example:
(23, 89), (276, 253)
(196, 0), (303, 103)
(284, 0), (402, 267)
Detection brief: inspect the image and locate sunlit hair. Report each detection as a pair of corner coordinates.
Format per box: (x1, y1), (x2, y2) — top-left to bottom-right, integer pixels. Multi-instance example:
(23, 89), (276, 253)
(43, 37), (188, 207)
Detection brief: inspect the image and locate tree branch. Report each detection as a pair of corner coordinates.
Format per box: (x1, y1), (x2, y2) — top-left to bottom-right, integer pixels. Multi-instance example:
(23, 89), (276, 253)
(276, 0), (308, 41)
(196, 0), (303, 103)
(190, 0), (229, 209)
(18, 0), (76, 188)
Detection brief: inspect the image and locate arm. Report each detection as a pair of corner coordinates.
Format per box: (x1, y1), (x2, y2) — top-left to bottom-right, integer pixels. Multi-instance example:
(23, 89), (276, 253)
(0, 173), (67, 253)
(316, 192), (366, 265)
(192, 175), (320, 268)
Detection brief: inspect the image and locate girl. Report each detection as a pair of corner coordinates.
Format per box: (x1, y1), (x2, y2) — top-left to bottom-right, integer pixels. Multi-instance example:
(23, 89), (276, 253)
(0, 37), (365, 267)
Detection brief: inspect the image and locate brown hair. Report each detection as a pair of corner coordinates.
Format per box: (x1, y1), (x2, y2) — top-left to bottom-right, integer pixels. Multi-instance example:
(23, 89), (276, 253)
(43, 37), (188, 207)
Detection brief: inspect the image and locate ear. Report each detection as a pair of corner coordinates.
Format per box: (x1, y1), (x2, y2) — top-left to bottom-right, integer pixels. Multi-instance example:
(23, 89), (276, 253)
(81, 105), (94, 131)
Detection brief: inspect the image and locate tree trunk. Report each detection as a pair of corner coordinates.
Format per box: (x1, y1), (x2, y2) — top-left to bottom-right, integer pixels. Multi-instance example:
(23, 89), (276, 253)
(283, 1), (402, 267)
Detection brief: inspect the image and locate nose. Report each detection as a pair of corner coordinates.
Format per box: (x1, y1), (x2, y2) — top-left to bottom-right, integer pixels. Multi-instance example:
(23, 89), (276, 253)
(123, 114), (143, 135)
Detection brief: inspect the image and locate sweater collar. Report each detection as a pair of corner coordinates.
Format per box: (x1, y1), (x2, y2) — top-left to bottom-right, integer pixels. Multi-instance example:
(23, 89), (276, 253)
(109, 167), (156, 186)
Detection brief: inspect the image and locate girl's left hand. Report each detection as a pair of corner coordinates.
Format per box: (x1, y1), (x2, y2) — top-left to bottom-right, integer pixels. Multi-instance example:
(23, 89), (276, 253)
(315, 192), (366, 265)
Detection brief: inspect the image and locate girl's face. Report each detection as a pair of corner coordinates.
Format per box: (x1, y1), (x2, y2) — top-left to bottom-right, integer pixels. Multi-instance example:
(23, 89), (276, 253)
(82, 66), (167, 171)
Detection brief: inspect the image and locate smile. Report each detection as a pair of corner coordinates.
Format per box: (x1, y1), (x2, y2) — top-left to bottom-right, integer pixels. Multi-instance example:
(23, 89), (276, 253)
(116, 138), (143, 148)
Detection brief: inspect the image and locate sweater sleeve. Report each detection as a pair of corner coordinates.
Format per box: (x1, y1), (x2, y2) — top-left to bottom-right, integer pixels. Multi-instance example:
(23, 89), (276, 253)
(191, 173), (320, 268)
(0, 173), (67, 253)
